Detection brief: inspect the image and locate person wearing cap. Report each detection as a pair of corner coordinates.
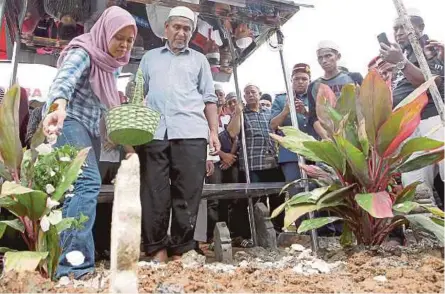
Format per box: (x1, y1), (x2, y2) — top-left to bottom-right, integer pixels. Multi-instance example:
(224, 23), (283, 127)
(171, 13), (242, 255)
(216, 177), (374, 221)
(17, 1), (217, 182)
(259, 93), (272, 110)
(227, 83), (283, 243)
(270, 63), (315, 185)
(307, 40), (363, 140)
(137, 6), (219, 262)
(380, 9), (444, 206)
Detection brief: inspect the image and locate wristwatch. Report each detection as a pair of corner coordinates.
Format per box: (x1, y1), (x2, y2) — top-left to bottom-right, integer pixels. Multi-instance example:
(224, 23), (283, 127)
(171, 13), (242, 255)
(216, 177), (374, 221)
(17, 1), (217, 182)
(396, 58), (407, 71)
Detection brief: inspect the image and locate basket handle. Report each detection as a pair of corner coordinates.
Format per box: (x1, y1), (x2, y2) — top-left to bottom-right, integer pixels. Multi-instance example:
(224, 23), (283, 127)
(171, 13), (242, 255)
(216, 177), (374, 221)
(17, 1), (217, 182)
(128, 68), (145, 105)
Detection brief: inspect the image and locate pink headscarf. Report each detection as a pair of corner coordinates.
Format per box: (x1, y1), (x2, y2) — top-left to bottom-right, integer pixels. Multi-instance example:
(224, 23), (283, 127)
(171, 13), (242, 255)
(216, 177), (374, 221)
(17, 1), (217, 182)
(57, 6), (137, 109)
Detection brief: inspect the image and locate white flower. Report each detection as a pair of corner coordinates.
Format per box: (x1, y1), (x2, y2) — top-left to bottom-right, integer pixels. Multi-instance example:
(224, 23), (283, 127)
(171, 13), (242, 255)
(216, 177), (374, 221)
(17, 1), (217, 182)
(65, 193), (75, 198)
(66, 251), (85, 266)
(40, 216), (50, 232)
(46, 198), (60, 209)
(396, 204), (403, 209)
(45, 184), (55, 194)
(47, 210), (62, 225)
(78, 169), (83, 176)
(60, 156), (71, 162)
(68, 185), (74, 192)
(50, 170), (56, 177)
(35, 143), (53, 155)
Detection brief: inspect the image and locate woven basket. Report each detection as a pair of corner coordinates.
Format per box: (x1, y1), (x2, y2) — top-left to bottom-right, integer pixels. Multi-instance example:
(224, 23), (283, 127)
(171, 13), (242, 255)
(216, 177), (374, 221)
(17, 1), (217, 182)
(105, 69), (160, 146)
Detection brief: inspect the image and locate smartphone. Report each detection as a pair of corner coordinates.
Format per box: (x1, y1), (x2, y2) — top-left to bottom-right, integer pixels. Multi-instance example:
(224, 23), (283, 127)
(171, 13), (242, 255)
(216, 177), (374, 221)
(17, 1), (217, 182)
(377, 33), (391, 47)
(419, 34), (429, 48)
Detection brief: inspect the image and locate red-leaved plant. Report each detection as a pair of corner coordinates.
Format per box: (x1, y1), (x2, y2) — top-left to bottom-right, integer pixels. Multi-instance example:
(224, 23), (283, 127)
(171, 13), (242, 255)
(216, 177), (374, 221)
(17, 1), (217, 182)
(270, 71), (444, 246)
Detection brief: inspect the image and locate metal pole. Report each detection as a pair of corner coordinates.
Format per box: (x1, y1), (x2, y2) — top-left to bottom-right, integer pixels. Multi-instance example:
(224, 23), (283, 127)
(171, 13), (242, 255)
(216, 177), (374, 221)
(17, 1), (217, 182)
(222, 22), (258, 246)
(9, 38), (19, 88)
(0, 0), (5, 29)
(275, 28), (318, 254)
(392, 0), (444, 124)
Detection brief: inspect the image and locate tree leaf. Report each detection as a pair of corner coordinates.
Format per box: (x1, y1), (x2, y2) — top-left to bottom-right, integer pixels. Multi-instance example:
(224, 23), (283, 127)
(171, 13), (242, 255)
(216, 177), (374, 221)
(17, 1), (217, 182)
(421, 206), (445, 218)
(0, 219), (25, 233)
(396, 137), (444, 163)
(297, 216), (342, 234)
(55, 217), (77, 234)
(4, 251), (49, 273)
(393, 201), (419, 214)
(335, 84), (357, 120)
(394, 76), (438, 110)
(430, 217), (444, 227)
(318, 184), (356, 204)
(0, 160), (13, 181)
(376, 93), (428, 158)
(303, 141), (345, 174)
(405, 214), (444, 244)
(357, 118), (369, 156)
(397, 150), (444, 173)
(0, 85), (23, 171)
(316, 84), (338, 137)
(334, 135), (370, 187)
(52, 147), (90, 202)
(0, 196), (28, 217)
(395, 181), (421, 204)
(358, 70), (392, 145)
(287, 192), (316, 206)
(340, 223), (354, 247)
(0, 181), (36, 196)
(355, 192), (394, 218)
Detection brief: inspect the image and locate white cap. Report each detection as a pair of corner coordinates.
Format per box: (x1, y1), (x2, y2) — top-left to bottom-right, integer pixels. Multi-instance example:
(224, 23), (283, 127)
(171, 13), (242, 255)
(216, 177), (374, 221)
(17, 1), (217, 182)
(168, 6), (196, 27)
(244, 83), (260, 92)
(317, 40), (340, 53)
(214, 83), (224, 91)
(406, 7), (422, 18)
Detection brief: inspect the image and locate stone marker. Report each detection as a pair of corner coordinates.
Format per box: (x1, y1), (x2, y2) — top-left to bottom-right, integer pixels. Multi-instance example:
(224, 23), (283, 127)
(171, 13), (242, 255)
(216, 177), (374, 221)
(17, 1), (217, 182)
(254, 202), (277, 249)
(213, 222), (232, 263)
(110, 155), (141, 293)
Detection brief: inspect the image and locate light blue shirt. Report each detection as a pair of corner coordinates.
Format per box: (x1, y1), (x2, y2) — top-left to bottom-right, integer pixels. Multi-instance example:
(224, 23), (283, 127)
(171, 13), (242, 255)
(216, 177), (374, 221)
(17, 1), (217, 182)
(139, 44), (217, 140)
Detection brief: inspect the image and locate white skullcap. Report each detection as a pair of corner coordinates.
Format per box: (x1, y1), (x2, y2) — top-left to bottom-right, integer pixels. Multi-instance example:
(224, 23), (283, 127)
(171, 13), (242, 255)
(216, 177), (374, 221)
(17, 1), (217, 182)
(406, 7), (422, 18)
(214, 83), (224, 91)
(168, 6), (196, 26)
(244, 83), (260, 91)
(317, 40), (340, 53)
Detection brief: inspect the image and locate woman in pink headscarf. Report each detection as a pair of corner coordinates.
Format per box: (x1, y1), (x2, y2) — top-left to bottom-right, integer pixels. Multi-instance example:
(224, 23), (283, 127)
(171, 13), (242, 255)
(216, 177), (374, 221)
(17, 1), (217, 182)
(42, 6), (137, 280)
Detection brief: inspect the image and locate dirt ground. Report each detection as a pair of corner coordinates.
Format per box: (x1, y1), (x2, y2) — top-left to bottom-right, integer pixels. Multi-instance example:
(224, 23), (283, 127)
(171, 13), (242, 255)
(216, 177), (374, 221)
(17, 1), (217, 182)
(0, 242), (443, 294)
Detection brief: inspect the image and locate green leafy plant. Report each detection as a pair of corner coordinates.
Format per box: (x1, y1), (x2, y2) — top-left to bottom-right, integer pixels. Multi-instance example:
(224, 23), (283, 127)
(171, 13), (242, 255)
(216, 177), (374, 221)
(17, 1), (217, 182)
(270, 71), (444, 246)
(0, 84), (89, 279)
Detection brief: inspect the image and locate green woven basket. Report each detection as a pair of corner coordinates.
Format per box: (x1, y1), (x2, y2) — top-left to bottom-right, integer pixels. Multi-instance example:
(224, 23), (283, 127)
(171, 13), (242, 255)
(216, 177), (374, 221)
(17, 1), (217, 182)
(105, 69), (160, 146)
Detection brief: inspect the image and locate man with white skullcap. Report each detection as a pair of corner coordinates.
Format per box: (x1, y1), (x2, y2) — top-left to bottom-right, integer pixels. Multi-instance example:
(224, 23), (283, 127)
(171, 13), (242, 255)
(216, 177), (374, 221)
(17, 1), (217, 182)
(137, 6), (220, 262)
(379, 8), (444, 210)
(307, 40), (362, 140)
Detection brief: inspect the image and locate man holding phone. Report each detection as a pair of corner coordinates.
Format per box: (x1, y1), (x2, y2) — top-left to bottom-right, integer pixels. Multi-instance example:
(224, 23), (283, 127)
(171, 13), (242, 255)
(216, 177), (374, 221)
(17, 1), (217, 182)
(379, 9), (444, 194)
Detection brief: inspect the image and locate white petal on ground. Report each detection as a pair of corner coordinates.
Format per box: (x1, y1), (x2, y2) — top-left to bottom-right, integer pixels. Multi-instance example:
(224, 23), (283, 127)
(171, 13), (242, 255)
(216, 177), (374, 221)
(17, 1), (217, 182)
(66, 251), (85, 266)
(65, 193), (75, 198)
(47, 210), (63, 225)
(68, 185), (74, 192)
(50, 170), (56, 177)
(60, 156), (71, 162)
(35, 143), (53, 155)
(46, 198), (60, 209)
(45, 184), (55, 194)
(40, 216), (50, 232)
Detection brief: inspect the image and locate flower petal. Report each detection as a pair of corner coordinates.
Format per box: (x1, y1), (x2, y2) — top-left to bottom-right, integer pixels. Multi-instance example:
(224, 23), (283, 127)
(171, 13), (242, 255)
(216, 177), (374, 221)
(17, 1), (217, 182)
(66, 251), (85, 266)
(40, 216), (50, 232)
(45, 184), (55, 194)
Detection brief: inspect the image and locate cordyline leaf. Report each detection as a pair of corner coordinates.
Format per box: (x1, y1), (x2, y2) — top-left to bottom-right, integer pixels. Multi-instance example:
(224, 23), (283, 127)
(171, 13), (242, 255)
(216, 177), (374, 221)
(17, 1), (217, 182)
(0, 219), (25, 233)
(270, 133), (321, 162)
(4, 251), (49, 273)
(334, 135), (370, 187)
(357, 119), (369, 156)
(0, 223), (6, 238)
(307, 186), (331, 202)
(376, 93), (428, 158)
(0, 181), (48, 221)
(395, 181), (421, 204)
(280, 126), (318, 141)
(271, 190), (320, 219)
(421, 206), (445, 218)
(30, 124), (46, 164)
(430, 217), (444, 227)
(284, 204), (317, 228)
(393, 201), (419, 214)
(299, 163), (336, 185)
(303, 141), (345, 174)
(0, 85), (23, 171)
(359, 70), (392, 146)
(0, 247), (18, 253)
(340, 223), (354, 247)
(316, 84), (337, 137)
(337, 113), (361, 150)
(397, 150), (444, 173)
(38, 226), (60, 280)
(355, 192), (394, 218)
(335, 84), (357, 120)
(0, 197), (27, 217)
(52, 147), (91, 202)
(394, 76), (438, 110)
(394, 137), (444, 164)
(326, 105), (343, 130)
(318, 184), (356, 204)
(279, 178), (307, 197)
(297, 216), (342, 234)
(20, 150), (32, 187)
(405, 214), (444, 244)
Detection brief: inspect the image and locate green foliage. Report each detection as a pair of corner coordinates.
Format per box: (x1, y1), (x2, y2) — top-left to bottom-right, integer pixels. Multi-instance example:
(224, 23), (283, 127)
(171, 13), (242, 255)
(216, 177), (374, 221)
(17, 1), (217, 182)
(0, 85), (89, 279)
(270, 72), (444, 246)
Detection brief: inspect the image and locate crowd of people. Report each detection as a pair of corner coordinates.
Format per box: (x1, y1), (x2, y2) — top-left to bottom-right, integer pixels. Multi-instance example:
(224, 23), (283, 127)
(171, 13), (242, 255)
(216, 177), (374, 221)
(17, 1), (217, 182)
(0, 3), (443, 281)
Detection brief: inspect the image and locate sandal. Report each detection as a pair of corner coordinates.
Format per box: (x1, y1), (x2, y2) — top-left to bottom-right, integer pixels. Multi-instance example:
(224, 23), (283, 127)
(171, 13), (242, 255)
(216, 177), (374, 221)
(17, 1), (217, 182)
(232, 237), (254, 248)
